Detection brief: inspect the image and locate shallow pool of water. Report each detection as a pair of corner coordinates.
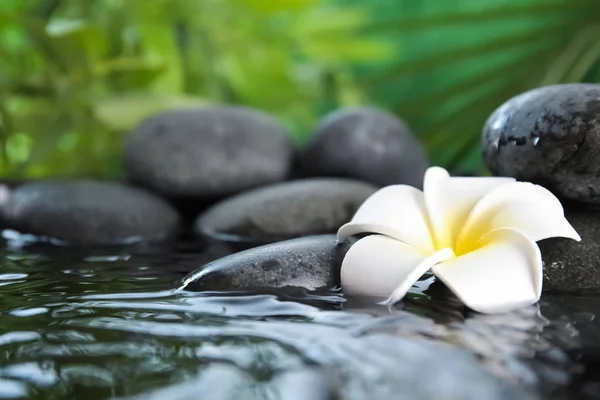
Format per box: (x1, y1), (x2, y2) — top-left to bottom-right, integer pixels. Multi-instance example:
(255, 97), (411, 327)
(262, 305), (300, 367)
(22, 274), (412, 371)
(0, 238), (599, 400)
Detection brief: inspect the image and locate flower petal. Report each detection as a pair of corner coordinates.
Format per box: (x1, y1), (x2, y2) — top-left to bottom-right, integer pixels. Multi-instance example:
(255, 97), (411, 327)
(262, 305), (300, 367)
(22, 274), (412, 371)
(456, 182), (580, 254)
(337, 185), (435, 253)
(432, 228), (542, 314)
(340, 234), (426, 300)
(424, 166), (515, 249)
(380, 247), (455, 306)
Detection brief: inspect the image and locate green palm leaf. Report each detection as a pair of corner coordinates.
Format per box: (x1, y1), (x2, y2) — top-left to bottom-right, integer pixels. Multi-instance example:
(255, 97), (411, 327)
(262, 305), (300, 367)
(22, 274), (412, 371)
(349, 0), (600, 174)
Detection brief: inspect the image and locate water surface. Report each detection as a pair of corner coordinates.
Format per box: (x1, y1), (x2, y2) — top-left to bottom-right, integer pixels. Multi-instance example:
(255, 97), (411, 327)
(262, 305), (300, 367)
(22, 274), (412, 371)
(0, 239), (598, 399)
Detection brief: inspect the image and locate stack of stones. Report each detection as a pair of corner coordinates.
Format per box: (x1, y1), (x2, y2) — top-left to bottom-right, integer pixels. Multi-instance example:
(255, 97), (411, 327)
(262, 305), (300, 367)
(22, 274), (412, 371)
(1, 83), (598, 295)
(0, 106), (426, 268)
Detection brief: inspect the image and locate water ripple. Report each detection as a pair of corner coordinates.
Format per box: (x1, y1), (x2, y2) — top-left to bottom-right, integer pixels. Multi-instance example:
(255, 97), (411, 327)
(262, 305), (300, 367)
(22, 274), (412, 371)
(0, 245), (598, 399)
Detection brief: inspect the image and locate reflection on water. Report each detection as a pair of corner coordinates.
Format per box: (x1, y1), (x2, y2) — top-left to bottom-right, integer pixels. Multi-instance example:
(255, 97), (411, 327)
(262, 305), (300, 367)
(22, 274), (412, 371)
(0, 241), (598, 399)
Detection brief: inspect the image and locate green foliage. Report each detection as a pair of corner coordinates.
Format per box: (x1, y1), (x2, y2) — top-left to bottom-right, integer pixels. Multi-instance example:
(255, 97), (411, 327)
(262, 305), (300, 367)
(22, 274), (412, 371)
(1, 0), (600, 178)
(0, 0), (390, 178)
(344, 0), (600, 174)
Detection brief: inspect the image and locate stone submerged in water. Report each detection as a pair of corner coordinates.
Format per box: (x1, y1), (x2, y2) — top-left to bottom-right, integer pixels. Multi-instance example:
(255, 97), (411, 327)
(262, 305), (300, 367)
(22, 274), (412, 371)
(482, 83), (600, 205)
(123, 106), (293, 200)
(298, 107), (429, 189)
(0, 180), (180, 246)
(194, 178), (377, 244)
(180, 235), (355, 292)
(540, 206), (600, 292)
(113, 343), (529, 400)
(115, 365), (339, 400)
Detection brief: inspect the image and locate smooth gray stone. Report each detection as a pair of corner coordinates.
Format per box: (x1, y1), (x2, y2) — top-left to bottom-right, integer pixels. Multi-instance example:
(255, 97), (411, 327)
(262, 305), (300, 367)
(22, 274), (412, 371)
(179, 235), (355, 292)
(0, 180), (180, 245)
(540, 206), (600, 292)
(195, 178), (377, 244)
(123, 106), (293, 199)
(482, 84), (600, 204)
(299, 107), (429, 189)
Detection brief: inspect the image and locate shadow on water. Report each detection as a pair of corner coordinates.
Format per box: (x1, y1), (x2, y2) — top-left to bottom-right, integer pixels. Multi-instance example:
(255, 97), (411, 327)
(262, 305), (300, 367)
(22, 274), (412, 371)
(0, 238), (598, 399)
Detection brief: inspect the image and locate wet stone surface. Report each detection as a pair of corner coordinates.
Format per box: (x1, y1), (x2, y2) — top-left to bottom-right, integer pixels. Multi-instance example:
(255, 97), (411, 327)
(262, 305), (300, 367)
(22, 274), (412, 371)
(194, 179), (377, 244)
(299, 107), (429, 189)
(540, 206), (600, 293)
(180, 235), (355, 293)
(0, 238), (598, 399)
(482, 84), (600, 205)
(0, 180), (180, 246)
(123, 106), (294, 200)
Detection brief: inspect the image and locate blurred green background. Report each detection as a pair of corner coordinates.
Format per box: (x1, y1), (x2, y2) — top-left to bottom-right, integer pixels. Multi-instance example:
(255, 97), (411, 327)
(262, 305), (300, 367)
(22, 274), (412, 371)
(1, 0), (599, 179)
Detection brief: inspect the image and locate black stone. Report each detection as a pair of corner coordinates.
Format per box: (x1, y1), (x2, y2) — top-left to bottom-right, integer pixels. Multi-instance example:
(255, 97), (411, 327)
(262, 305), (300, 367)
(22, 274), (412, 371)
(299, 107), (429, 189)
(123, 106), (293, 199)
(540, 206), (600, 293)
(194, 178), (377, 244)
(482, 84), (600, 204)
(179, 235), (355, 292)
(0, 180), (180, 246)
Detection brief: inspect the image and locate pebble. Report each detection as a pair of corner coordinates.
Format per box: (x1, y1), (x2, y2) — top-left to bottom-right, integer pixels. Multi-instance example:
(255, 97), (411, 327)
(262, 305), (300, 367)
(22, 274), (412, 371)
(298, 107), (429, 188)
(194, 178), (377, 244)
(0, 180), (180, 245)
(482, 84), (600, 204)
(123, 106), (293, 199)
(179, 235), (355, 292)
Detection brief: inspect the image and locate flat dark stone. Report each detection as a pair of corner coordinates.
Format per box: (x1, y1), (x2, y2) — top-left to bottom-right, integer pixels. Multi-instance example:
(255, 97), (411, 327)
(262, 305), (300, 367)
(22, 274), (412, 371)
(179, 235), (355, 292)
(482, 84), (600, 204)
(194, 178), (377, 244)
(540, 206), (600, 292)
(298, 107), (429, 189)
(123, 106), (293, 199)
(0, 180), (180, 246)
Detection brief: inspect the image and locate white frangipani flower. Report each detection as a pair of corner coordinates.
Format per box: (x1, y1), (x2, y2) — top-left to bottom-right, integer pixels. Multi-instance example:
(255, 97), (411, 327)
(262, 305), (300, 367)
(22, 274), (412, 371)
(337, 166), (581, 314)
